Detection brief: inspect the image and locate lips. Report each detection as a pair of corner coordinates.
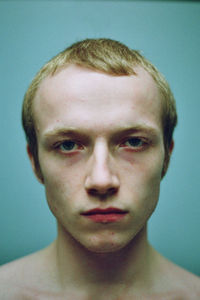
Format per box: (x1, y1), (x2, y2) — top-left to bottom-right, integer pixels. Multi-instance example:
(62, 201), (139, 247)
(81, 207), (128, 223)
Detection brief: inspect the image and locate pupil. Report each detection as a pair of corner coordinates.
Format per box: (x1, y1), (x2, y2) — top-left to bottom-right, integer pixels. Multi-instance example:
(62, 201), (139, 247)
(62, 141), (75, 150)
(129, 138), (141, 146)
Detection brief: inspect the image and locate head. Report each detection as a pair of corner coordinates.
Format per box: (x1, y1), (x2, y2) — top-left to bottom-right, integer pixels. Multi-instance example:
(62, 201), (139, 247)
(22, 39), (177, 253)
(22, 38), (177, 181)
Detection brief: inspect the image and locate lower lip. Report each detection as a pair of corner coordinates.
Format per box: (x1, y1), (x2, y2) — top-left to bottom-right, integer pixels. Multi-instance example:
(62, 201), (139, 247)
(84, 213), (127, 223)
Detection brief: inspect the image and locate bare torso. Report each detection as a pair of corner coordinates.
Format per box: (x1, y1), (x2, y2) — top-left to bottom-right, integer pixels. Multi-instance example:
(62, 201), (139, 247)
(0, 245), (199, 300)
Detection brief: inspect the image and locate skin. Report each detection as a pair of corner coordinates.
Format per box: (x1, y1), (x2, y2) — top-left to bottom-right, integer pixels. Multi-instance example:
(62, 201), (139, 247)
(33, 65), (165, 254)
(0, 65), (199, 299)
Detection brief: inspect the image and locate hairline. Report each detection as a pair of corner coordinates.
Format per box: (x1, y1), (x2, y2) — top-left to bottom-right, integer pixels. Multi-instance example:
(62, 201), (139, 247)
(31, 62), (166, 127)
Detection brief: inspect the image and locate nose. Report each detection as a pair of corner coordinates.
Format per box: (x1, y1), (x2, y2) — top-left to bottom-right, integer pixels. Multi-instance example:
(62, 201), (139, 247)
(84, 142), (120, 197)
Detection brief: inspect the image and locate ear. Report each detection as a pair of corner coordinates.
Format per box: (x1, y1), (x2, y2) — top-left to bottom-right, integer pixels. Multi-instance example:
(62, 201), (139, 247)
(27, 144), (44, 184)
(162, 140), (174, 178)
(169, 139), (174, 155)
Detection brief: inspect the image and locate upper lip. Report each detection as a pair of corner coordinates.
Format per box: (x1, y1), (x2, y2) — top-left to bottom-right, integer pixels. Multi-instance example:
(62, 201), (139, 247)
(81, 207), (128, 215)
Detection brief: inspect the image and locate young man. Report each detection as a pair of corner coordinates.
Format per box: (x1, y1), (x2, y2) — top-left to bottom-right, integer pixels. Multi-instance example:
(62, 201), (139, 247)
(0, 39), (199, 299)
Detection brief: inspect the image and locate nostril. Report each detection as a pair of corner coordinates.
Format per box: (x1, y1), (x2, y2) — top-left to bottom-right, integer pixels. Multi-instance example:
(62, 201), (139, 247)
(87, 187), (118, 197)
(107, 187), (118, 196)
(88, 189), (99, 196)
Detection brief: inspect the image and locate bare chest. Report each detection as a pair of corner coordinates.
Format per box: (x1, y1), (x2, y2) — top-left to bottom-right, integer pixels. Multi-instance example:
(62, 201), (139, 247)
(17, 289), (197, 300)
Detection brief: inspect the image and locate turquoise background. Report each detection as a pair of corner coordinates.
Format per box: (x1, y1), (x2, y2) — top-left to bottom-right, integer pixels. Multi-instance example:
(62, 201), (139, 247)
(1, 1), (200, 275)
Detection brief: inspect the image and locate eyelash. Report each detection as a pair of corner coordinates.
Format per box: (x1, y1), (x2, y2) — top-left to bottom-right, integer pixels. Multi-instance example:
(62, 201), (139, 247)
(54, 137), (149, 153)
(120, 137), (148, 149)
(55, 140), (83, 152)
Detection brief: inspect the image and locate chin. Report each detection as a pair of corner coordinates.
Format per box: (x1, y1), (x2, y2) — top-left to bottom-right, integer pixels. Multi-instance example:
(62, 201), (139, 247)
(86, 244), (125, 254)
(82, 236), (130, 254)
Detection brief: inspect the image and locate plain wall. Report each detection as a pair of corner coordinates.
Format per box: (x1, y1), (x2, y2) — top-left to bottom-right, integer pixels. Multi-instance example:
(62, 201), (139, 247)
(1, 0), (199, 275)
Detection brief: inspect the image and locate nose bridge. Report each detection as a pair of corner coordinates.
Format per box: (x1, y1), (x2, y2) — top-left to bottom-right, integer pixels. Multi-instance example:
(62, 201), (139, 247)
(85, 138), (119, 195)
(92, 139), (112, 177)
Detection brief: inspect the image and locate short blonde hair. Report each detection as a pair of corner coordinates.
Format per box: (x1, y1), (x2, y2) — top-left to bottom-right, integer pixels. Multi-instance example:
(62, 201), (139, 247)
(22, 38), (177, 178)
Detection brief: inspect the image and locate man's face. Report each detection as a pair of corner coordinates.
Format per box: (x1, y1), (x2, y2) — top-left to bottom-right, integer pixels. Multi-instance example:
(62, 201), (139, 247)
(31, 65), (165, 253)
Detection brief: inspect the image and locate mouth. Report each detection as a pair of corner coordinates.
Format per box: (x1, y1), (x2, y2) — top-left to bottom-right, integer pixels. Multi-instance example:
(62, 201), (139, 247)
(81, 207), (128, 223)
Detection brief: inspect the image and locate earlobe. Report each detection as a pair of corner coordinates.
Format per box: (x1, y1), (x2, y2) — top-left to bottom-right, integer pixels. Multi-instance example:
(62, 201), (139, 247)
(26, 145), (44, 184)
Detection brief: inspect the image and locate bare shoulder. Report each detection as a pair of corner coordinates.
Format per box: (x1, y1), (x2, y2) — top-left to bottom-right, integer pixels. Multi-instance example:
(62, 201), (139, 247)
(172, 265), (200, 299)
(0, 244), (57, 300)
(153, 250), (200, 299)
(0, 254), (35, 299)
(0, 259), (20, 299)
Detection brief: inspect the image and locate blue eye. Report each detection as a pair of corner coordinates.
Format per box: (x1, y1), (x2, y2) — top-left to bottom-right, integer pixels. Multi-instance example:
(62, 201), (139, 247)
(121, 137), (146, 149)
(60, 141), (77, 151)
(125, 138), (144, 147)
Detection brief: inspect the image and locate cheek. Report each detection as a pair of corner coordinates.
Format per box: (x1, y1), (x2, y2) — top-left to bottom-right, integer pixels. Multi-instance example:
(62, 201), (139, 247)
(121, 150), (164, 182)
(39, 151), (83, 190)
(43, 176), (68, 218)
(39, 157), (83, 215)
(121, 151), (164, 207)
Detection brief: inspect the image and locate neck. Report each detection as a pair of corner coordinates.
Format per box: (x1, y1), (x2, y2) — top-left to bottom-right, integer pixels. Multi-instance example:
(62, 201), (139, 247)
(51, 223), (154, 294)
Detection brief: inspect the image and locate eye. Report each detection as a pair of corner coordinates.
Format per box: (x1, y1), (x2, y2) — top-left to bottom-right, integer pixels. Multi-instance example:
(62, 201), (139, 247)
(58, 140), (82, 152)
(125, 138), (144, 147)
(120, 137), (146, 149)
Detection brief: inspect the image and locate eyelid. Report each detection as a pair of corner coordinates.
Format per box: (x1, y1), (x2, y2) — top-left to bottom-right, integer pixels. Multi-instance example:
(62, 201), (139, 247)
(50, 135), (152, 153)
(54, 139), (84, 152)
(119, 136), (150, 150)
(120, 136), (149, 144)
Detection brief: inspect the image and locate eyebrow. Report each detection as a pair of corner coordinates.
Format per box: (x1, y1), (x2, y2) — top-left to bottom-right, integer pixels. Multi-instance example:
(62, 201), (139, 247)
(43, 127), (89, 141)
(43, 125), (159, 142)
(112, 125), (159, 137)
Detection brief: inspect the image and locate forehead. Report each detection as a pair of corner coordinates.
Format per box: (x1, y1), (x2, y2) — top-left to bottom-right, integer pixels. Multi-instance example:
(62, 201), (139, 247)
(33, 65), (163, 136)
